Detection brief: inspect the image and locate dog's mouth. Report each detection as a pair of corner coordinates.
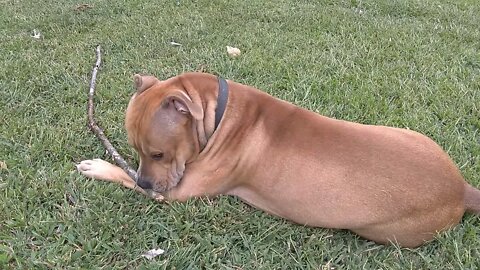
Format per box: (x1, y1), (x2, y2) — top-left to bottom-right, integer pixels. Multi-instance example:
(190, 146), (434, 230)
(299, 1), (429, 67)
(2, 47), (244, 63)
(145, 175), (183, 200)
(146, 189), (166, 201)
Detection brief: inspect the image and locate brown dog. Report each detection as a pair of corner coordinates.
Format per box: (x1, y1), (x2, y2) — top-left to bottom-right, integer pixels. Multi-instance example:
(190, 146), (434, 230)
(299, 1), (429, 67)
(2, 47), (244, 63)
(77, 72), (480, 247)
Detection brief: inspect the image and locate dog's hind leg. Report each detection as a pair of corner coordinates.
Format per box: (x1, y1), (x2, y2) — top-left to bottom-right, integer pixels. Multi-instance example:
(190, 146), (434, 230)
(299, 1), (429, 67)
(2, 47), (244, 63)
(465, 184), (480, 214)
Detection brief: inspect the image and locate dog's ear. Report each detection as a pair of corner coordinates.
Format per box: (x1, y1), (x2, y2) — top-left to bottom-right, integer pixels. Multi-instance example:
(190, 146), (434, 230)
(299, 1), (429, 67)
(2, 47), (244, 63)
(134, 74), (159, 94)
(163, 91), (203, 120)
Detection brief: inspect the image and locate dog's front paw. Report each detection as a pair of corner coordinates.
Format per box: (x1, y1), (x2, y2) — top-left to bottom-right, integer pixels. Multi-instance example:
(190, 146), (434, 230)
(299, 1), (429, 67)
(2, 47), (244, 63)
(76, 159), (120, 181)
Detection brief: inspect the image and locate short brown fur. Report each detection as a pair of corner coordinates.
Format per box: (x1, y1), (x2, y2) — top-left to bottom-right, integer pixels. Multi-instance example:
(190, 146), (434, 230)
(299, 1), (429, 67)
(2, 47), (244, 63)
(78, 72), (480, 247)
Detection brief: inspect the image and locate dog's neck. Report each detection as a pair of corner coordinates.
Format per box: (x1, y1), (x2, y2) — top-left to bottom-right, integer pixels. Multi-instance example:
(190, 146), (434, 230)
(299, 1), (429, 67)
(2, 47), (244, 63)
(197, 76), (228, 151)
(179, 73), (228, 153)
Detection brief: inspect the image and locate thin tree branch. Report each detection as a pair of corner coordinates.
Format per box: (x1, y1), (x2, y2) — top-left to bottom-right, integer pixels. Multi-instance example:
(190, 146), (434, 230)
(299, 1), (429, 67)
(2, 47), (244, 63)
(87, 45), (138, 182)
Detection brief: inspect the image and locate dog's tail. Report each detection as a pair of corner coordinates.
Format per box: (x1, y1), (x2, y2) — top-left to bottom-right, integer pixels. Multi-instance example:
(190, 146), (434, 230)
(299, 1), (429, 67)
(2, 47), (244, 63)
(465, 184), (480, 214)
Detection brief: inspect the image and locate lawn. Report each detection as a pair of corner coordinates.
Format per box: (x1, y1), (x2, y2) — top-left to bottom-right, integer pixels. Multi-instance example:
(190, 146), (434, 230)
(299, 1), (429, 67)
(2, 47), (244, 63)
(1, 0), (479, 268)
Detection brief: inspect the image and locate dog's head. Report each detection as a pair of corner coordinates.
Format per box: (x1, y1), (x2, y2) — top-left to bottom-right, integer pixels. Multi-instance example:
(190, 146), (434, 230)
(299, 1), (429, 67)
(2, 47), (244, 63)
(125, 74), (204, 192)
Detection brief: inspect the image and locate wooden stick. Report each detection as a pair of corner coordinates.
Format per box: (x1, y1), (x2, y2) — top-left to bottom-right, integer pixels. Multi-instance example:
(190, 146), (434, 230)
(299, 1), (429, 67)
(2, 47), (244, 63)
(87, 45), (138, 182)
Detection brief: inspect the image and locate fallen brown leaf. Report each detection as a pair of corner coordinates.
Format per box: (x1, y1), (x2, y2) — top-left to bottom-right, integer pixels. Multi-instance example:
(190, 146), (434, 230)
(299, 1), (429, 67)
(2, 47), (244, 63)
(74, 3), (93, 12)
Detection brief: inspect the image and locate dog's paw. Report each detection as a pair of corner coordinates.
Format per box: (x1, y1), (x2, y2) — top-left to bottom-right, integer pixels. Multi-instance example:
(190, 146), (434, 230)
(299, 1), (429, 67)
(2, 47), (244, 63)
(76, 159), (119, 181)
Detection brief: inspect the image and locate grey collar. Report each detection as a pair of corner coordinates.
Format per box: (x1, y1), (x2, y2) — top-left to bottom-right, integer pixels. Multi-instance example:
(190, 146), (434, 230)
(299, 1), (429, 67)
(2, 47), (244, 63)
(214, 77), (229, 130)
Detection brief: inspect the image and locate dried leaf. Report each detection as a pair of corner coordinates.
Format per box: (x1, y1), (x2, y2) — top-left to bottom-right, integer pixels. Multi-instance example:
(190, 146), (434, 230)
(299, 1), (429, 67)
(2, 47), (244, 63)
(31, 29), (41, 39)
(226, 46), (241, 57)
(141, 248), (165, 260)
(75, 4), (93, 12)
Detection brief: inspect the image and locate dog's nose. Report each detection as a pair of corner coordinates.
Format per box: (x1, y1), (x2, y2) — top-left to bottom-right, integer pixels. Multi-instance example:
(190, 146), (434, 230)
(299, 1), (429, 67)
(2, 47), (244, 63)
(137, 175), (153, 190)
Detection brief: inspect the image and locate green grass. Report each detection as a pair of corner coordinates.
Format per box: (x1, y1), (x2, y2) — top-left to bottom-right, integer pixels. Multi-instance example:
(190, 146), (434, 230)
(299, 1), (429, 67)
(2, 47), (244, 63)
(1, 0), (479, 268)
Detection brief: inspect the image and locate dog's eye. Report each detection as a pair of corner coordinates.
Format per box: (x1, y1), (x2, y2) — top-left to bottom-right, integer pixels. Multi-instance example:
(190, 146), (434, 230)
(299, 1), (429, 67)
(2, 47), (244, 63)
(151, 153), (164, 160)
